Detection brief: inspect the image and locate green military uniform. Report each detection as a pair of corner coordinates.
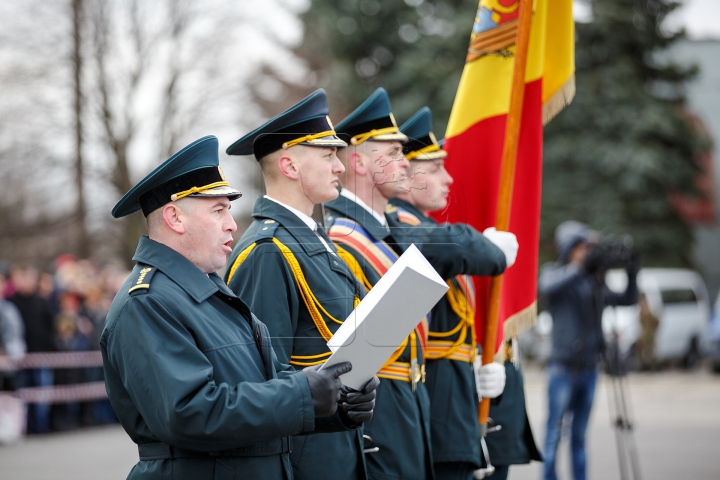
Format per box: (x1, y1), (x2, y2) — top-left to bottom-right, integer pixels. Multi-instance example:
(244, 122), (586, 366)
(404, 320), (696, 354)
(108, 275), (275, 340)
(103, 237), (318, 479)
(223, 89), (367, 480)
(103, 135), (349, 480)
(324, 87), (440, 480)
(389, 197), (505, 479)
(325, 193), (434, 480)
(225, 198), (366, 480)
(391, 108), (540, 479)
(329, 194), (506, 479)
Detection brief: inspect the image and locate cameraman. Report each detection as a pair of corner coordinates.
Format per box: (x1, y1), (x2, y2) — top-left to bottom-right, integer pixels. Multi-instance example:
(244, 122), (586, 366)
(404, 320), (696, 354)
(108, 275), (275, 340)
(539, 221), (638, 480)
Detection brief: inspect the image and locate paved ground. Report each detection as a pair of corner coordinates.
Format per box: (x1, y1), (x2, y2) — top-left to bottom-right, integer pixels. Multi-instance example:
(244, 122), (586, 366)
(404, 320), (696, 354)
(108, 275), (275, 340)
(509, 365), (720, 480)
(1, 366), (719, 479)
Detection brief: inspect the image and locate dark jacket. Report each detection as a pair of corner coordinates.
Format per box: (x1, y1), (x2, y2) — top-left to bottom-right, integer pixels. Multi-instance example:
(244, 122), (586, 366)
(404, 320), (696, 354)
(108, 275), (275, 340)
(538, 224), (638, 368)
(325, 195), (435, 480)
(389, 199), (541, 468)
(102, 236), (321, 480)
(225, 197), (366, 480)
(389, 198), (504, 468)
(8, 293), (55, 353)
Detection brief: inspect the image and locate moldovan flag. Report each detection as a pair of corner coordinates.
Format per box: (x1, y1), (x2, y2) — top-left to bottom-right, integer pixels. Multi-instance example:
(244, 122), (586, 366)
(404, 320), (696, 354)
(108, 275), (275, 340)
(433, 0), (575, 355)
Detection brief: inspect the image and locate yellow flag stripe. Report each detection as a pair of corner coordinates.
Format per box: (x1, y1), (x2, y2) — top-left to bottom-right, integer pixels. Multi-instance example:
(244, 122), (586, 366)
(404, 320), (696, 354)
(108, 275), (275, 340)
(445, 0), (573, 139)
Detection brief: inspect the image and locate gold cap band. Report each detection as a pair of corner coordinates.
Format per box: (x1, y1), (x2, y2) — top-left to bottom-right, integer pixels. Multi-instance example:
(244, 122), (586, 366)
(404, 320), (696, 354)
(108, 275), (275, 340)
(406, 144), (443, 160)
(350, 126), (402, 146)
(282, 130), (338, 150)
(170, 181), (230, 201)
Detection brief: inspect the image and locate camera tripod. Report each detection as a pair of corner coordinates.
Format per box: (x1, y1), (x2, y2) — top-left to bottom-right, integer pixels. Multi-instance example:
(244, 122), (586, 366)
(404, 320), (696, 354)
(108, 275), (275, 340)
(603, 336), (642, 480)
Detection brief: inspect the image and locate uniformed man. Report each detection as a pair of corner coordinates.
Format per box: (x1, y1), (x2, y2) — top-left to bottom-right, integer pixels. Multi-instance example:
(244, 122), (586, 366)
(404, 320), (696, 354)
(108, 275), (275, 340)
(325, 90), (515, 480)
(390, 108), (541, 480)
(388, 107), (514, 480)
(102, 135), (370, 480)
(223, 89), (379, 480)
(322, 88), (440, 480)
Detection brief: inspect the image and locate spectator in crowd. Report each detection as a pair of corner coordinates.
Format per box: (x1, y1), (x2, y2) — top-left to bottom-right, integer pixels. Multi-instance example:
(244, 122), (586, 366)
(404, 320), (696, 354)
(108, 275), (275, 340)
(7, 267), (56, 434)
(38, 271), (59, 319)
(52, 291), (93, 430)
(0, 272), (26, 391)
(0, 257), (127, 434)
(538, 221), (638, 480)
(52, 257), (126, 426)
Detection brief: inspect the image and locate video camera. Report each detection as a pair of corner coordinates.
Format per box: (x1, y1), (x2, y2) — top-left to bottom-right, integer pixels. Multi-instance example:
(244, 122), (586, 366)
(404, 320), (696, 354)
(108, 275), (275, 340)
(584, 234), (637, 274)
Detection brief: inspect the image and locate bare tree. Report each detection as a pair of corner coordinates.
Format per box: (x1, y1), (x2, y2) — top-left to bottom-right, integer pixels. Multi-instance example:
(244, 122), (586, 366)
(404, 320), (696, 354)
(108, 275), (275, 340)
(72, 0), (90, 258)
(87, 0), (150, 262)
(0, 0), (307, 266)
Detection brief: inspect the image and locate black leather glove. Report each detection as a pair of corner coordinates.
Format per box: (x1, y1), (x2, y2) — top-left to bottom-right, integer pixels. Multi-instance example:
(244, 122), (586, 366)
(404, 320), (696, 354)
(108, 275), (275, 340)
(304, 362), (352, 418)
(338, 376), (380, 423)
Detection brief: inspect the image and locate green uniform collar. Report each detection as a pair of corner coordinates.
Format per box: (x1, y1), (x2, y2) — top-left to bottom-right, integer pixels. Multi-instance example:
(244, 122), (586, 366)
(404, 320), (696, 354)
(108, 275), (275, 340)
(132, 236), (234, 303)
(388, 198), (436, 224)
(324, 195), (392, 241)
(251, 197), (331, 256)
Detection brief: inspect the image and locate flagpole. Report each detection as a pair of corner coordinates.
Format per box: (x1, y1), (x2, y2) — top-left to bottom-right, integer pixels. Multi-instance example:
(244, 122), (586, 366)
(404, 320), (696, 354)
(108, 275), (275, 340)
(479, 0), (535, 437)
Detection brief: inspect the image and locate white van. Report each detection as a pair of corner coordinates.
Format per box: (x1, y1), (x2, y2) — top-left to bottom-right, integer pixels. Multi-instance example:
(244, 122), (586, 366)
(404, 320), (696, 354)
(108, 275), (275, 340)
(519, 268), (710, 366)
(603, 268), (710, 365)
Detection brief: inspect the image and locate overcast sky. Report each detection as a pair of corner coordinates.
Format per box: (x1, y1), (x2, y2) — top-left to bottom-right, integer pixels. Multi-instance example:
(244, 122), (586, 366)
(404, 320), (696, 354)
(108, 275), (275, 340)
(664, 0), (720, 39)
(574, 0), (720, 39)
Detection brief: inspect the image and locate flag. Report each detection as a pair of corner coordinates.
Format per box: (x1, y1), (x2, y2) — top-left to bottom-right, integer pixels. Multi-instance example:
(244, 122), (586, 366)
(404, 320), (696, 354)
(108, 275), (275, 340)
(432, 0), (575, 356)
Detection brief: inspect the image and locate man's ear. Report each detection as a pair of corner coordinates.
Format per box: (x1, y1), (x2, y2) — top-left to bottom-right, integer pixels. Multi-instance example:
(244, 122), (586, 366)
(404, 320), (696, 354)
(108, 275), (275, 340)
(162, 203), (186, 234)
(348, 150), (366, 177)
(277, 153), (300, 180)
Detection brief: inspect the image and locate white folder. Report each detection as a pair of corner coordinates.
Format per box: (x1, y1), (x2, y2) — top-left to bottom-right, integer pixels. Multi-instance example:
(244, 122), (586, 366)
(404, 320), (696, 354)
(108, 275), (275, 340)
(319, 243), (449, 389)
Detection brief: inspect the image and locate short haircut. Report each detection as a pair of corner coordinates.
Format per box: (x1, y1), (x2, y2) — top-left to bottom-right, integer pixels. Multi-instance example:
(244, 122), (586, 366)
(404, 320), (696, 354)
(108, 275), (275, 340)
(146, 196), (196, 236)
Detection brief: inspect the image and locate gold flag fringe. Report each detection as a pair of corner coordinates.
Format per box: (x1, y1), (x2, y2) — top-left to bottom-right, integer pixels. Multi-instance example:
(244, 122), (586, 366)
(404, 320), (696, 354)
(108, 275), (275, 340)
(493, 300), (537, 362)
(542, 75), (575, 125)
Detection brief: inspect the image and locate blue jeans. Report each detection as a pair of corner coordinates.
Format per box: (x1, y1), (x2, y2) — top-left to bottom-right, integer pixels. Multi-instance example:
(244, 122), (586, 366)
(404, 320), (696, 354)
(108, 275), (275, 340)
(543, 364), (597, 480)
(18, 368), (54, 434)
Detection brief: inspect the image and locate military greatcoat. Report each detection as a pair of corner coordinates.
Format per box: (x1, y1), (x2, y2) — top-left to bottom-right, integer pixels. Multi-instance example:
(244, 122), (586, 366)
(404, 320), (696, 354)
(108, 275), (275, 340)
(388, 199), (541, 476)
(101, 236), (321, 480)
(324, 194), (435, 480)
(388, 198), (507, 476)
(224, 197), (366, 480)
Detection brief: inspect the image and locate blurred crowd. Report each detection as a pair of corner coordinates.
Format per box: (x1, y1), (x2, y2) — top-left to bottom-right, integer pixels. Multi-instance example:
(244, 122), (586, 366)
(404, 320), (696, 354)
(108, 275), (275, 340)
(0, 255), (129, 434)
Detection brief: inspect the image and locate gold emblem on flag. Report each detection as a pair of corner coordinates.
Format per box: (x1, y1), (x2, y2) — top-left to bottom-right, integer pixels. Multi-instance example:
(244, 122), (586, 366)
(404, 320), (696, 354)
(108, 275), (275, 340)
(466, 0), (521, 63)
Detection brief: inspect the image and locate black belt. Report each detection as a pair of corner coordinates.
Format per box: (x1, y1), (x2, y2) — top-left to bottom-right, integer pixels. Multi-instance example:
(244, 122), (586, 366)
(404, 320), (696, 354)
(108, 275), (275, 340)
(138, 437), (292, 460)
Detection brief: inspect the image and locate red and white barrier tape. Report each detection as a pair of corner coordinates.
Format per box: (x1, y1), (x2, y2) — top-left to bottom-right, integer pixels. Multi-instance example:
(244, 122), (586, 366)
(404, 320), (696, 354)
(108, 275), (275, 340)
(15, 381), (108, 404)
(0, 351), (103, 372)
(0, 352), (108, 404)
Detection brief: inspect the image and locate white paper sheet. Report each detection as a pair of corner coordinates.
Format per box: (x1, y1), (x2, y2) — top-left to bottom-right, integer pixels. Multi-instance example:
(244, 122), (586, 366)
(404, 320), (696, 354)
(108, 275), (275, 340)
(319, 244), (449, 389)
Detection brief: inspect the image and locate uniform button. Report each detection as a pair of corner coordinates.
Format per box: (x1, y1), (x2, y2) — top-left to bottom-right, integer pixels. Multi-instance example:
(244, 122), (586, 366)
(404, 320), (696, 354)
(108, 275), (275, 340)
(333, 261), (339, 266)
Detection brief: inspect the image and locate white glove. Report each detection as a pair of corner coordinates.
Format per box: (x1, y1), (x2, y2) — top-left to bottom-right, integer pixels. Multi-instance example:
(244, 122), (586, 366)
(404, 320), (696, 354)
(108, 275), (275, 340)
(474, 359), (506, 399)
(483, 227), (519, 268)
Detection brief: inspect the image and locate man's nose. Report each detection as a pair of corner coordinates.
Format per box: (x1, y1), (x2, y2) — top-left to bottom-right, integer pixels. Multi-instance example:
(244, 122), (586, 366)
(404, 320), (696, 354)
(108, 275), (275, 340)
(226, 213), (238, 232)
(443, 166), (454, 185)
